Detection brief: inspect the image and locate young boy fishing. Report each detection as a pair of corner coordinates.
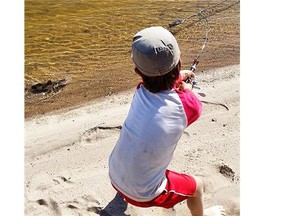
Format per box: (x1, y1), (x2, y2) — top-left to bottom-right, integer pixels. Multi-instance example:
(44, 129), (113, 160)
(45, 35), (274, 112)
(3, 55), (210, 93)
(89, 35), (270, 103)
(108, 26), (225, 216)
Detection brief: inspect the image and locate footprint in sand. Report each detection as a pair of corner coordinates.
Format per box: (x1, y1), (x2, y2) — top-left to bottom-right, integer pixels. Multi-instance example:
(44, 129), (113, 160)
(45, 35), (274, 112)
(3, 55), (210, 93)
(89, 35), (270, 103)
(52, 175), (74, 184)
(35, 198), (62, 216)
(36, 199), (48, 206)
(87, 206), (103, 214)
(61, 195), (103, 215)
(79, 125), (122, 145)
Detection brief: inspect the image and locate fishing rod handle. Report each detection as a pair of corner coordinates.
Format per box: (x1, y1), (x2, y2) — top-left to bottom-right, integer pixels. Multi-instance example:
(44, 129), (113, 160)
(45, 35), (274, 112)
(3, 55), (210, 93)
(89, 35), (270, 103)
(190, 59), (199, 72)
(186, 59), (200, 84)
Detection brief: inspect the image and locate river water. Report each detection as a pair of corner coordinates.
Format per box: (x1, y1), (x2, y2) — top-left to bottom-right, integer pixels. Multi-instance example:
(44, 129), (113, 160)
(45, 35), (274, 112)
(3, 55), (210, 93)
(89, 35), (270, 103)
(25, 0), (240, 117)
(25, 0), (207, 84)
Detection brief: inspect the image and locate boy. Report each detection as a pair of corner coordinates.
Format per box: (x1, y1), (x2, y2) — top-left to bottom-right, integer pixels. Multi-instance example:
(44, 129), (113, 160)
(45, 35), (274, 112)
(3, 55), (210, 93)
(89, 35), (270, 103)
(109, 26), (225, 216)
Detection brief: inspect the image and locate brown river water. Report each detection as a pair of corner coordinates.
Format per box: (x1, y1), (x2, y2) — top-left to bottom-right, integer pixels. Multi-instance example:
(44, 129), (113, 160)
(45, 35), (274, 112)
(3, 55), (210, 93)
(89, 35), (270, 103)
(25, 0), (240, 118)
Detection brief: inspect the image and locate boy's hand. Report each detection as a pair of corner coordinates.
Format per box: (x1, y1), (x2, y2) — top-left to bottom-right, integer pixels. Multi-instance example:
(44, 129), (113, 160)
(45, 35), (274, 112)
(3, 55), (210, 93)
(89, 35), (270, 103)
(180, 70), (195, 81)
(177, 81), (193, 92)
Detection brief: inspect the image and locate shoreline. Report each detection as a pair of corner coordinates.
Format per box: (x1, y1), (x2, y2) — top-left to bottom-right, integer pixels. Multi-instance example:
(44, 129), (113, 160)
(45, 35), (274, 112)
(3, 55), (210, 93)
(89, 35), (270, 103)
(25, 0), (240, 120)
(25, 63), (239, 121)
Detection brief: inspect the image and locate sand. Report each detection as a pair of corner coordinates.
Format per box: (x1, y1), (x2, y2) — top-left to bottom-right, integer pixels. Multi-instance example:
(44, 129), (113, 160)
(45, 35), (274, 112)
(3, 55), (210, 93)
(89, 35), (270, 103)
(25, 64), (240, 216)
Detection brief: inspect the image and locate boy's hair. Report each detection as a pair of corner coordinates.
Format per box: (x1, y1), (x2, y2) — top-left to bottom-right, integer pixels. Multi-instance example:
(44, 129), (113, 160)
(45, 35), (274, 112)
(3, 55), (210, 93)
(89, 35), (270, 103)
(136, 61), (181, 93)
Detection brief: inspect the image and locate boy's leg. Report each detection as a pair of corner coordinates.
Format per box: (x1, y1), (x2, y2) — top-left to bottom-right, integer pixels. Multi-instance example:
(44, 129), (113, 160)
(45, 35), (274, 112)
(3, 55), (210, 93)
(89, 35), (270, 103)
(187, 176), (226, 216)
(186, 176), (204, 216)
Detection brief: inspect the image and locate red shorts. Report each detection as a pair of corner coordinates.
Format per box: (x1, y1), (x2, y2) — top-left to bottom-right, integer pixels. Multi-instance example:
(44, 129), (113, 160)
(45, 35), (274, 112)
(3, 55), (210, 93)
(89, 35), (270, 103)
(113, 170), (197, 209)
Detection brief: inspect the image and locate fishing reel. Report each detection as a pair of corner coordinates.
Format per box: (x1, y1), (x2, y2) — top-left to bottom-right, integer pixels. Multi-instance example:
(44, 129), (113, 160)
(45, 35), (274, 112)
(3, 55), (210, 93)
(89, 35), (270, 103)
(185, 59), (206, 97)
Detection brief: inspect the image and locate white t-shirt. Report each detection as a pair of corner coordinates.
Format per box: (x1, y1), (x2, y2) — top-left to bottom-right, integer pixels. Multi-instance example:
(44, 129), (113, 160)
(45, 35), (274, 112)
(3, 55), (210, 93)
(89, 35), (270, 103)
(109, 83), (202, 202)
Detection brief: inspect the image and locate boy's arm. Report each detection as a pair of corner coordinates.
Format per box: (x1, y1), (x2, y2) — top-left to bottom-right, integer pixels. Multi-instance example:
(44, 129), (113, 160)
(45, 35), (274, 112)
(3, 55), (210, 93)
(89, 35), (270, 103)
(175, 86), (202, 126)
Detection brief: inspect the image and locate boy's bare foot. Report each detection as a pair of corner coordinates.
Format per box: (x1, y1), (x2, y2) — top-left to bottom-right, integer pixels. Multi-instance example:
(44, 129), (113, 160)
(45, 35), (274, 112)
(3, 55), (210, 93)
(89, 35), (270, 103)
(204, 205), (226, 216)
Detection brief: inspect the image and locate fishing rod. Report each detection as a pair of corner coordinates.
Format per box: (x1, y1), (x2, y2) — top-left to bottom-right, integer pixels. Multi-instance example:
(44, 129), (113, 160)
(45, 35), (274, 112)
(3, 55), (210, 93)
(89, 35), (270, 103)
(168, 0), (240, 97)
(169, 9), (210, 97)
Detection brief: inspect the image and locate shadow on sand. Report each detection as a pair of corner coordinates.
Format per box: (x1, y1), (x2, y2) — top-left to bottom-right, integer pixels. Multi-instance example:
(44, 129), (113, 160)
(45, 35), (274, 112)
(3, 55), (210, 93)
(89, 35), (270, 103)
(100, 193), (129, 216)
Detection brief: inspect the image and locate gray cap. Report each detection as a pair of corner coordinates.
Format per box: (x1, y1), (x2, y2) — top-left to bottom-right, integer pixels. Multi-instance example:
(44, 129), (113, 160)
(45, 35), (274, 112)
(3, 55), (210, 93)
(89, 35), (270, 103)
(131, 26), (180, 77)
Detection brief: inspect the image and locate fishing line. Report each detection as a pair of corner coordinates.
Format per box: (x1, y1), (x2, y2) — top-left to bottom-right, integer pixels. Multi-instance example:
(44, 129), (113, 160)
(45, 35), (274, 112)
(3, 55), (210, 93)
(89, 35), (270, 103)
(168, 0), (239, 65)
(167, 0), (240, 97)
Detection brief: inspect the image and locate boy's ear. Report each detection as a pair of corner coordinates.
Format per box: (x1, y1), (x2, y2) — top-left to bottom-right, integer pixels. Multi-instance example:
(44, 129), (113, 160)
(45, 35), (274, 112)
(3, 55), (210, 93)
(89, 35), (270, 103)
(134, 67), (142, 76)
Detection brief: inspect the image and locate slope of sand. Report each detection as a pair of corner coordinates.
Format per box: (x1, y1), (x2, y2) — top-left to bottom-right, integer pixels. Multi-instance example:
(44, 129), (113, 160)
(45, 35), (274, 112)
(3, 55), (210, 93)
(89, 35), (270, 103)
(25, 64), (240, 216)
